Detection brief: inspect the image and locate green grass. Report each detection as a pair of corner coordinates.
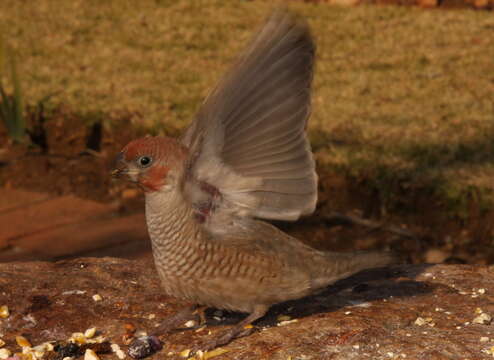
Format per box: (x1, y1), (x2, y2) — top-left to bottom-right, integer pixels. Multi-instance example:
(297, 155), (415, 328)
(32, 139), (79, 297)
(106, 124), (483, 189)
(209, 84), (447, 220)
(1, 0), (493, 214)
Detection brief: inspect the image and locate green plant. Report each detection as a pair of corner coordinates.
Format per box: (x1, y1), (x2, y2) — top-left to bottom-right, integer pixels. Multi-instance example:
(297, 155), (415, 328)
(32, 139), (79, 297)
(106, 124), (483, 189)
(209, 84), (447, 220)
(0, 40), (26, 143)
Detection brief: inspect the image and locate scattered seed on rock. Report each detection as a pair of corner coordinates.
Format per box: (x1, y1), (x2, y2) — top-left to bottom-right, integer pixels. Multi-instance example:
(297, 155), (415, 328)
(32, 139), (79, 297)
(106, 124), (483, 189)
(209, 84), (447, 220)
(92, 294), (102, 302)
(16, 336), (31, 348)
(414, 317), (434, 326)
(277, 319), (298, 327)
(0, 348), (11, 359)
(134, 331), (147, 338)
(482, 346), (494, 356)
(84, 328), (96, 339)
(84, 348), (100, 360)
(0, 306), (9, 319)
(473, 312), (492, 325)
(184, 320), (196, 328)
(111, 344), (126, 359)
(179, 349), (191, 358)
(196, 349), (230, 360)
(70, 332), (87, 345)
(88, 336), (106, 345)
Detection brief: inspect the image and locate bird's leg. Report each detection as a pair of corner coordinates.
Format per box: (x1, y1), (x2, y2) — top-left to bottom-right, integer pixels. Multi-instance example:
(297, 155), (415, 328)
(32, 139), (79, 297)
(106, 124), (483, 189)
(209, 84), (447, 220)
(153, 304), (205, 335)
(192, 305), (268, 354)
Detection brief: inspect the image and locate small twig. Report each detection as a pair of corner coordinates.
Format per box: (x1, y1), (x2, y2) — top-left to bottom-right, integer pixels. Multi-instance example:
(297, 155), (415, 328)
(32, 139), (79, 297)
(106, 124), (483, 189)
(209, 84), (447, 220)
(321, 212), (418, 239)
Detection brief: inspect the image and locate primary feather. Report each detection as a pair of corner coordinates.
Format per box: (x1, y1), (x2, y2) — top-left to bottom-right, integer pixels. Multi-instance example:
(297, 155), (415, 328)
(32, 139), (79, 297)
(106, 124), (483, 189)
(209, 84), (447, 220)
(181, 10), (317, 227)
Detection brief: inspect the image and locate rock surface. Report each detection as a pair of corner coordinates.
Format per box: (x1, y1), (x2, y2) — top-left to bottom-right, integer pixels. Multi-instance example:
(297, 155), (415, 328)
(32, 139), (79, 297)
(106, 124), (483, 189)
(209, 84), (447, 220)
(0, 258), (493, 359)
(0, 189), (150, 261)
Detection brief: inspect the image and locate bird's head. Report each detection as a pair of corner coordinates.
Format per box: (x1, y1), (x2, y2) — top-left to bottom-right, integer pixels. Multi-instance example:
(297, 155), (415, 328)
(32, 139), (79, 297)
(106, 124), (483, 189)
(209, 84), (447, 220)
(112, 136), (188, 193)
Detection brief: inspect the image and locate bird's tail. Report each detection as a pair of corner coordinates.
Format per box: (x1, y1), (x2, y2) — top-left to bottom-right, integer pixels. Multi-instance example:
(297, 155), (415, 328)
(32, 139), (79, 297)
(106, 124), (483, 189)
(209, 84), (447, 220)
(310, 250), (396, 290)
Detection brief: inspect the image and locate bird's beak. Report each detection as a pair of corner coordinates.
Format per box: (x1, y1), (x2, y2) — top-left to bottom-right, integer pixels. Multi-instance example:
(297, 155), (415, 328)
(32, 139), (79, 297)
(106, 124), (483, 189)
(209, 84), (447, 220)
(111, 168), (123, 178)
(111, 152), (127, 178)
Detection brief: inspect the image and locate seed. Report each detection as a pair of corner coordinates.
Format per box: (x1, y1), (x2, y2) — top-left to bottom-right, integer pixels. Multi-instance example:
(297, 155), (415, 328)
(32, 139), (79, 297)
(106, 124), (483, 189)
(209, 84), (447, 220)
(179, 349), (191, 357)
(111, 344), (126, 359)
(71, 332), (86, 345)
(203, 348), (229, 359)
(84, 348), (100, 360)
(0, 306), (9, 319)
(84, 328), (97, 339)
(0, 348), (11, 359)
(16, 335), (32, 348)
(184, 320), (196, 328)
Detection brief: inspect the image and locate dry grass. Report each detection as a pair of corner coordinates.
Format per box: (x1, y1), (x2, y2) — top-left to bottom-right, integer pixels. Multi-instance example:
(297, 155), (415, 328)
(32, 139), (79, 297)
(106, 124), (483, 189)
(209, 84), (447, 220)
(1, 0), (494, 213)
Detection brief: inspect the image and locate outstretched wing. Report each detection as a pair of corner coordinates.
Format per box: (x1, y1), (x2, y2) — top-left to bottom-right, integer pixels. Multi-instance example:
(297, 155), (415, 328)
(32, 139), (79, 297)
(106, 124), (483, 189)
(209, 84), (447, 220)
(181, 9), (317, 226)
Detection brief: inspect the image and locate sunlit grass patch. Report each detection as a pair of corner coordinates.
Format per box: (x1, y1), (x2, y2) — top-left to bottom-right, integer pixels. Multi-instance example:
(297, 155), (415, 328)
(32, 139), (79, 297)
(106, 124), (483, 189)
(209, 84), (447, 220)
(0, 0), (493, 214)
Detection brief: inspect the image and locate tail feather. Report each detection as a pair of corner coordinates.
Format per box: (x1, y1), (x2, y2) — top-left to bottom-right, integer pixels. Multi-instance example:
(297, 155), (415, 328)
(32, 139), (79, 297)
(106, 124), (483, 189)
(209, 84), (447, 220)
(310, 250), (396, 290)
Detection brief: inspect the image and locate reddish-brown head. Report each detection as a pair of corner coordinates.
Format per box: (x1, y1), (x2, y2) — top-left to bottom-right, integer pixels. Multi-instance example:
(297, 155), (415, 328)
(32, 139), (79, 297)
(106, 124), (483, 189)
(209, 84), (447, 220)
(112, 136), (188, 193)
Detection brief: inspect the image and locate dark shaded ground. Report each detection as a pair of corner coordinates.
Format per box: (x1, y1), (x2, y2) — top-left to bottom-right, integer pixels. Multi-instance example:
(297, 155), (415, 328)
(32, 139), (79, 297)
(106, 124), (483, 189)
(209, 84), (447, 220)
(1, 109), (494, 264)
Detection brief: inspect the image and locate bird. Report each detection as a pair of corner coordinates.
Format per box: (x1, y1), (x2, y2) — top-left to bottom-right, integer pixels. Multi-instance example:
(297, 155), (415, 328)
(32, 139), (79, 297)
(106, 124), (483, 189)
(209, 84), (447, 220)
(112, 9), (394, 356)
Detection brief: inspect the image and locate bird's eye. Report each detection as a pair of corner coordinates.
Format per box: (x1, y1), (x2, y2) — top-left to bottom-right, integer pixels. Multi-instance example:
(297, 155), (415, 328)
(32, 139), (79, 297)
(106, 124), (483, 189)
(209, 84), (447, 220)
(137, 156), (152, 167)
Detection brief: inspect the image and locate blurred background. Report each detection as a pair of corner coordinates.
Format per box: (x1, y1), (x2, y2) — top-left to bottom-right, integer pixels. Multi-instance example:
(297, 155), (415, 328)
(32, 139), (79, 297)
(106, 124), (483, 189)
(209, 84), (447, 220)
(0, 0), (493, 265)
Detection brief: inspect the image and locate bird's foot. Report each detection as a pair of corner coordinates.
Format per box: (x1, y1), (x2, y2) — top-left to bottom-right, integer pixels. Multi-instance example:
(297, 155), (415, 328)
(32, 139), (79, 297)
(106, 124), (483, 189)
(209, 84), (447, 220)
(189, 325), (256, 356)
(154, 305), (204, 335)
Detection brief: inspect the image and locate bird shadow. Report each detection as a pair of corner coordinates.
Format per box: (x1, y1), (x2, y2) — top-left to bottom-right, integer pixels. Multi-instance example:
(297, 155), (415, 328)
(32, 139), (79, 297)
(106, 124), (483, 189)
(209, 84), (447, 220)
(203, 263), (434, 328)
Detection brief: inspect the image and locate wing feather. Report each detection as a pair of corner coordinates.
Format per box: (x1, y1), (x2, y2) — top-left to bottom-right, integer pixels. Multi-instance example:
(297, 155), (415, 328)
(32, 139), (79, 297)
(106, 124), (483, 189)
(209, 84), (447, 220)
(180, 9), (317, 225)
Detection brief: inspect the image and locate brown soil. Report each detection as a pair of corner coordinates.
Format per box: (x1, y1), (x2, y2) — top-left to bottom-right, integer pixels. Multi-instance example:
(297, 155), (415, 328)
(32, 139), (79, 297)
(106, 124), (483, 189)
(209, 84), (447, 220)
(0, 109), (140, 204)
(1, 108), (493, 265)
